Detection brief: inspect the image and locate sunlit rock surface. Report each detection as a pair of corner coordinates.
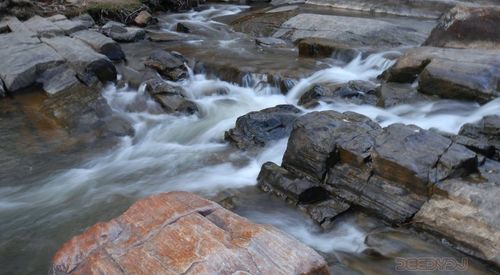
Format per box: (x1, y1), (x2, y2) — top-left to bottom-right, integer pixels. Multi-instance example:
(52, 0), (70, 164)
(51, 192), (330, 275)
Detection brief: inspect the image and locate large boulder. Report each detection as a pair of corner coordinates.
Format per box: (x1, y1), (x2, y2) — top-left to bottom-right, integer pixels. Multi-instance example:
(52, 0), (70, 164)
(145, 79), (198, 115)
(383, 47), (500, 103)
(50, 192), (330, 275)
(273, 13), (429, 48)
(225, 105), (302, 150)
(276, 111), (479, 223)
(71, 29), (125, 61)
(145, 50), (188, 81)
(414, 166), (500, 267)
(42, 36), (117, 86)
(424, 5), (500, 50)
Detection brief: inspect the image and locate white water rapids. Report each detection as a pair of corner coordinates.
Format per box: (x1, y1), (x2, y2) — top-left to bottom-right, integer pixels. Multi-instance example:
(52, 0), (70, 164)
(1, 4), (500, 273)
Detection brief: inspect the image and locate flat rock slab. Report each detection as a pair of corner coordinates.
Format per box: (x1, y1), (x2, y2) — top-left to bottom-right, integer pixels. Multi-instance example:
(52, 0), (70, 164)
(273, 13), (428, 47)
(50, 192), (329, 275)
(71, 30), (125, 61)
(24, 15), (64, 37)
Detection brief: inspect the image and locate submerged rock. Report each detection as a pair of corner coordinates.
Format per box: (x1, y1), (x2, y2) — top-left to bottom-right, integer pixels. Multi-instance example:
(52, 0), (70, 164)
(145, 79), (198, 115)
(298, 37), (363, 60)
(225, 105), (302, 150)
(145, 50), (188, 81)
(424, 5), (500, 50)
(50, 192), (330, 275)
(376, 82), (433, 108)
(255, 37), (287, 48)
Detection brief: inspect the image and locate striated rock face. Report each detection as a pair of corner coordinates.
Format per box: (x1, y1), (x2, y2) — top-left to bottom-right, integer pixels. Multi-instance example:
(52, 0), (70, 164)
(50, 192), (330, 275)
(384, 47), (500, 103)
(225, 105), (302, 150)
(459, 115), (500, 160)
(424, 5), (500, 50)
(414, 173), (500, 267)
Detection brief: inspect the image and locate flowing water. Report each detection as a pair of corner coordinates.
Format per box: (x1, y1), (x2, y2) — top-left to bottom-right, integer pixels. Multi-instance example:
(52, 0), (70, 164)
(1, 4), (499, 274)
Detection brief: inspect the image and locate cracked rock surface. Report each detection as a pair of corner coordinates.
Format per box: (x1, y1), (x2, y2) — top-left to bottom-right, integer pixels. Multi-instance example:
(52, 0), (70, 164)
(50, 192), (330, 275)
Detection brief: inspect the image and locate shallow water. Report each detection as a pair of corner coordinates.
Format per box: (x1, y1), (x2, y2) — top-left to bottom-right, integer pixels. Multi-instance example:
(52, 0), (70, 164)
(1, 4), (499, 274)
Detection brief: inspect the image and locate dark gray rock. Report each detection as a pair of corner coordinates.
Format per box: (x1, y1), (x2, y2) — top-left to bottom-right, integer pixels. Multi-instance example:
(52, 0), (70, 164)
(459, 115), (500, 160)
(145, 79), (198, 115)
(299, 81), (378, 108)
(52, 19), (87, 35)
(145, 50), (188, 81)
(307, 199), (350, 226)
(101, 21), (145, 42)
(424, 5), (500, 50)
(71, 30), (125, 61)
(282, 111), (382, 182)
(225, 105), (302, 150)
(37, 64), (79, 96)
(73, 14), (95, 29)
(0, 78), (5, 97)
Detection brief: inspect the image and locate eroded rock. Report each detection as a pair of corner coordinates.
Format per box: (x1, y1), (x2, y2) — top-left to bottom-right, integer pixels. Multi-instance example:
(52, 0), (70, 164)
(50, 192), (330, 275)
(225, 105), (302, 150)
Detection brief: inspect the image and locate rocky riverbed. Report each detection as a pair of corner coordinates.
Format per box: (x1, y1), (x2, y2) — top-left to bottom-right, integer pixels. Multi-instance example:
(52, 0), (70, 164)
(0, 1), (499, 274)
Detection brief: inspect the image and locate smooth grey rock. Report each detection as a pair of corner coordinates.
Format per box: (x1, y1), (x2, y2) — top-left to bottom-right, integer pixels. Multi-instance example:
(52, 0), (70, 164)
(53, 19), (87, 34)
(24, 15), (64, 37)
(0, 38), (64, 91)
(42, 36), (116, 85)
(256, 37), (287, 48)
(47, 14), (67, 22)
(273, 14), (428, 47)
(71, 30), (125, 61)
(225, 105), (302, 150)
(73, 14), (95, 29)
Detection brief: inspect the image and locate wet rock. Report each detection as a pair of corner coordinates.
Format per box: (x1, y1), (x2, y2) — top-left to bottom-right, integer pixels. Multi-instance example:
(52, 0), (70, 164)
(298, 37), (362, 61)
(424, 5), (500, 50)
(41, 36), (117, 86)
(307, 199), (350, 226)
(101, 21), (145, 42)
(144, 50), (188, 81)
(134, 10), (153, 27)
(376, 82), (432, 108)
(0, 79), (5, 97)
(299, 81), (377, 108)
(257, 161), (325, 204)
(459, 115), (500, 160)
(71, 30), (125, 61)
(273, 14), (428, 48)
(383, 47), (500, 103)
(225, 105), (302, 150)
(50, 192), (330, 275)
(256, 37), (287, 48)
(102, 115), (135, 137)
(145, 79), (198, 115)
(283, 111), (382, 182)
(24, 15), (64, 37)
(414, 176), (500, 267)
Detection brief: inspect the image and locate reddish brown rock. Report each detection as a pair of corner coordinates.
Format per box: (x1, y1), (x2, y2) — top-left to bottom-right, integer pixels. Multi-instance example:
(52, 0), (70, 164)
(51, 192), (329, 275)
